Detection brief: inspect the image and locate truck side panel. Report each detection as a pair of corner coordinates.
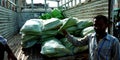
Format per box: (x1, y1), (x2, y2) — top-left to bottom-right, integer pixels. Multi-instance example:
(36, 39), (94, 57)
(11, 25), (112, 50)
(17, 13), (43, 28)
(63, 0), (108, 20)
(0, 6), (18, 39)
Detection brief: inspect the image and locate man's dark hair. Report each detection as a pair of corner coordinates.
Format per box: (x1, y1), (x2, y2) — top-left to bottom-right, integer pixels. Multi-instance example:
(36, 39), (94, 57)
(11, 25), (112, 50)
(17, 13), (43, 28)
(94, 15), (111, 24)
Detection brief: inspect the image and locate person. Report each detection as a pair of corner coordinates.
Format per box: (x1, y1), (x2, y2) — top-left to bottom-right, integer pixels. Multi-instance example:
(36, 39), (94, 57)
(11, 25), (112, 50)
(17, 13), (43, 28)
(62, 15), (120, 60)
(0, 36), (17, 60)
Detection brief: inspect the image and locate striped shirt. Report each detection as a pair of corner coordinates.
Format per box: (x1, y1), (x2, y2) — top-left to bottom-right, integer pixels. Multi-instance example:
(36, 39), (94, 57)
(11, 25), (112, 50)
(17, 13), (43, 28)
(66, 33), (120, 60)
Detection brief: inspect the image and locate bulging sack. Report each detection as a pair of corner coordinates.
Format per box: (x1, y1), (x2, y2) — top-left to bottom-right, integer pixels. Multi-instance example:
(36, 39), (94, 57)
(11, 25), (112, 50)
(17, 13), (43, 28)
(40, 37), (72, 57)
(77, 19), (93, 30)
(20, 19), (44, 35)
(59, 17), (78, 31)
(43, 18), (62, 31)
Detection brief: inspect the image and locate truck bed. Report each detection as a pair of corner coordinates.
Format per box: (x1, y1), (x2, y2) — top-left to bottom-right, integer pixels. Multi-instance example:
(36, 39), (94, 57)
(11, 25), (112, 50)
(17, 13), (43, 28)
(5, 34), (88, 60)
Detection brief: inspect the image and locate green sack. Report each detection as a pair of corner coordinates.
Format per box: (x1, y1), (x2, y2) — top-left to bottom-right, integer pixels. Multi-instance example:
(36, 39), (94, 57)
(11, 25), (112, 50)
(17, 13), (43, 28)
(22, 39), (37, 48)
(20, 19), (43, 35)
(77, 19), (93, 29)
(66, 26), (78, 34)
(40, 37), (72, 57)
(21, 34), (41, 48)
(60, 38), (74, 53)
(59, 17), (78, 31)
(39, 13), (52, 20)
(42, 29), (58, 35)
(21, 34), (40, 43)
(51, 8), (65, 19)
(81, 26), (94, 37)
(74, 29), (83, 37)
(43, 18), (62, 31)
(41, 30), (58, 39)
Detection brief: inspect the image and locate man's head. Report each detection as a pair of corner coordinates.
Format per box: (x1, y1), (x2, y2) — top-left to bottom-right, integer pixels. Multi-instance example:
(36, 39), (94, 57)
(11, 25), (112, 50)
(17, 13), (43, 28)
(93, 15), (110, 35)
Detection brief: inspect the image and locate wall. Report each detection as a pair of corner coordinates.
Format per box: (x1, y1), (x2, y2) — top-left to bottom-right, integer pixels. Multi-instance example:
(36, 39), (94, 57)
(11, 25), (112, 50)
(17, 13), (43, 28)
(63, 0), (108, 20)
(0, 6), (18, 39)
(17, 12), (43, 29)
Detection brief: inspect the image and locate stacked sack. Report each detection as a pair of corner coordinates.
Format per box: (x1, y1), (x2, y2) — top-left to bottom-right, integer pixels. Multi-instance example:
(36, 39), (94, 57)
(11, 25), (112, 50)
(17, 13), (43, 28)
(20, 19), (44, 48)
(20, 17), (94, 57)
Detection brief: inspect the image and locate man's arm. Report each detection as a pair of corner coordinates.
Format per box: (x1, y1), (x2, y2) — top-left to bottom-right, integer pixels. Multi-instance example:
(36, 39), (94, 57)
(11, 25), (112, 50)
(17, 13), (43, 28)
(62, 30), (89, 46)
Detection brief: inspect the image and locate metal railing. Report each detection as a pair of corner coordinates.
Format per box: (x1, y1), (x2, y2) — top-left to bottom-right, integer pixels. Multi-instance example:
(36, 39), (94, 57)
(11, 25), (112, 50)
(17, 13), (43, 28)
(0, 0), (16, 11)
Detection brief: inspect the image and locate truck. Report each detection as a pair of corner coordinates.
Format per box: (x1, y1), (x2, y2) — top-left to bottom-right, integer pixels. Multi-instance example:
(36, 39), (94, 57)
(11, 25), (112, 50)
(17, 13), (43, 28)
(0, 0), (115, 60)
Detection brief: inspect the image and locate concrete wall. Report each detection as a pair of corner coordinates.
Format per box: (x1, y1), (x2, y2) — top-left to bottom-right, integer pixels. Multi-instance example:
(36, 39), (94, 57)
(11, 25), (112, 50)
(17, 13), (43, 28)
(63, 0), (108, 20)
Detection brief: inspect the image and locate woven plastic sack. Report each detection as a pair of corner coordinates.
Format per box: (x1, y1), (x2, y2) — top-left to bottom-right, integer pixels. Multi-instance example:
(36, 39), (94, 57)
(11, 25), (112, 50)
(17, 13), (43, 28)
(41, 30), (58, 39)
(43, 18), (62, 31)
(77, 19), (93, 29)
(81, 26), (94, 37)
(40, 37), (72, 57)
(60, 38), (74, 53)
(51, 8), (65, 19)
(20, 19), (43, 35)
(59, 17), (78, 31)
(22, 39), (37, 48)
(66, 26), (78, 34)
(21, 34), (40, 48)
(39, 13), (52, 20)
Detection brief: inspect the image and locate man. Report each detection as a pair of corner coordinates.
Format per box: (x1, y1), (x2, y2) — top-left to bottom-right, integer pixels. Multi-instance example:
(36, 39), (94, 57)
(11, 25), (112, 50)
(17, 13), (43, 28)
(0, 36), (17, 60)
(62, 15), (120, 60)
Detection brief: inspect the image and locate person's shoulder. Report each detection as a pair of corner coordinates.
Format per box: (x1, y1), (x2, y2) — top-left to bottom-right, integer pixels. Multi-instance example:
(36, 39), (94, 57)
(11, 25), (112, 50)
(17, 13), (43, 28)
(107, 34), (117, 39)
(107, 34), (119, 42)
(0, 36), (7, 45)
(0, 36), (6, 41)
